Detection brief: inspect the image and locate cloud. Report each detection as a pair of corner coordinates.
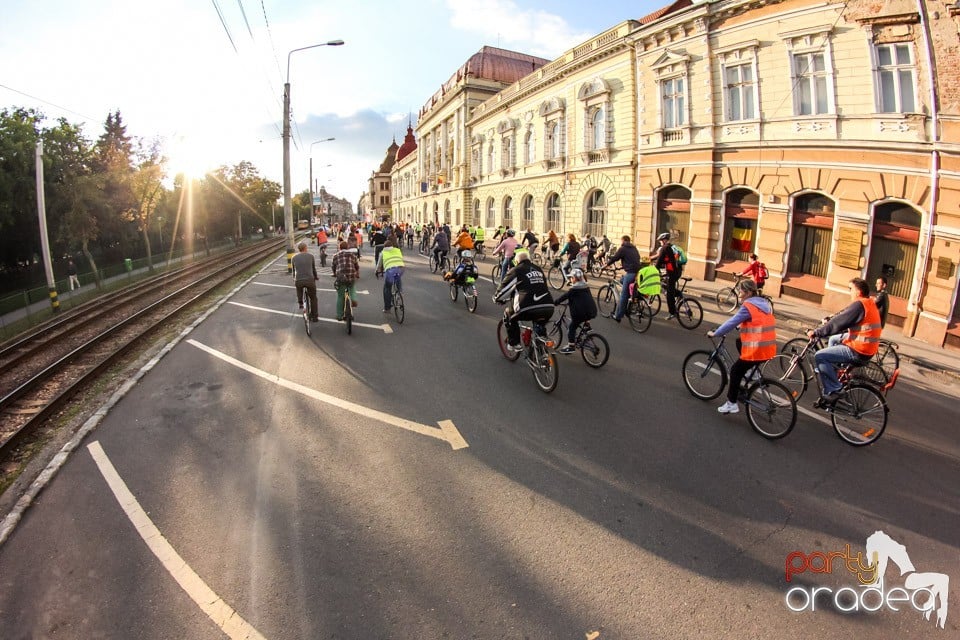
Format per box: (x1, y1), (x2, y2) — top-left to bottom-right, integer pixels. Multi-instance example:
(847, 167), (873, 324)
(446, 0), (592, 58)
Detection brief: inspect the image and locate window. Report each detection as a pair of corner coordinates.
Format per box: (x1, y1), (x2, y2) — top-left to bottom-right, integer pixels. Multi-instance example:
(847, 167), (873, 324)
(788, 193), (834, 280)
(868, 202), (921, 300)
(793, 52), (831, 115)
(545, 193), (561, 232)
(721, 189), (760, 261)
(875, 43), (916, 113)
(471, 147), (481, 178)
(444, 200), (451, 225)
(487, 142), (495, 175)
(657, 185), (691, 250)
(502, 196), (513, 230)
(474, 199), (481, 226)
(524, 129), (535, 164)
(501, 136), (513, 171)
(547, 122), (561, 159)
(584, 190), (606, 239)
(661, 77), (685, 128)
(590, 107), (605, 150)
(486, 198), (495, 228)
(724, 63), (756, 121)
(522, 195), (535, 230)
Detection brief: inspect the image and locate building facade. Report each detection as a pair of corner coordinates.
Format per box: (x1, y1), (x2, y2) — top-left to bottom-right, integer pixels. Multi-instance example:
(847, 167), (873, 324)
(368, 140), (398, 222)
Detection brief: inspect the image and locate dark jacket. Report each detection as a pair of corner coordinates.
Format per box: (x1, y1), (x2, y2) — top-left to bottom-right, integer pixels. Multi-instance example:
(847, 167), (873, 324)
(874, 290), (889, 328)
(499, 261), (555, 313)
(555, 283), (597, 322)
(606, 242), (642, 273)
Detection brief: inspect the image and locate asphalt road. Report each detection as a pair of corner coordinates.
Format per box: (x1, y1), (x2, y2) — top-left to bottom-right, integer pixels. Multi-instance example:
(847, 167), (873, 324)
(0, 249), (957, 639)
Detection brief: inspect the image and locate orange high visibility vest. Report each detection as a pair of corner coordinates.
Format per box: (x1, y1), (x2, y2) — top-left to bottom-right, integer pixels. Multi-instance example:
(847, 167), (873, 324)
(740, 301), (777, 361)
(843, 298), (882, 357)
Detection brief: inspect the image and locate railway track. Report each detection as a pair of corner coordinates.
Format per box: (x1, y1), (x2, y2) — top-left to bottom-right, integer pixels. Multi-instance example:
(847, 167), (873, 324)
(0, 238), (285, 463)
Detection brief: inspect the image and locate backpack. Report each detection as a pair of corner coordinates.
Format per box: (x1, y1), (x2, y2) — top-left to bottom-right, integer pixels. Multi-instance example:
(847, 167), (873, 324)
(757, 262), (769, 281)
(672, 244), (688, 266)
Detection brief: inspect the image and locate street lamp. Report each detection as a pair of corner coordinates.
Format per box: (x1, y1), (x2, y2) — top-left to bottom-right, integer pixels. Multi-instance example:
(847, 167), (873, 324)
(284, 39), (344, 272)
(309, 138), (335, 226)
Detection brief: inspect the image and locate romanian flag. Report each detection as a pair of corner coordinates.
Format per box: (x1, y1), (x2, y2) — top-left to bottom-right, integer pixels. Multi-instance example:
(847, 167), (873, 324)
(731, 219), (753, 252)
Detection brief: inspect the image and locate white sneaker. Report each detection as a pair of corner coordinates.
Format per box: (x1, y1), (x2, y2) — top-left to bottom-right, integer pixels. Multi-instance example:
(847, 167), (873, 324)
(717, 400), (739, 414)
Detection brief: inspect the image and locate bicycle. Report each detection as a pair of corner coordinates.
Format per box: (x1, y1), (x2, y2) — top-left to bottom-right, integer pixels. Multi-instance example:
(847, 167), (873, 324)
(491, 255), (517, 285)
(596, 276), (657, 334)
(390, 280), (405, 324)
(682, 334), (798, 439)
(716, 273), (775, 314)
(778, 329), (900, 384)
(547, 256), (585, 290)
(473, 242), (487, 262)
(496, 317), (560, 393)
(431, 251), (451, 274)
(761, 336), (892, 446)
(301, 301), (312, 337)
(449, 275), (479, 313)
(333, 279), (355, 335)
(547, 303), (610, 368)
(663, 276), (703, 329)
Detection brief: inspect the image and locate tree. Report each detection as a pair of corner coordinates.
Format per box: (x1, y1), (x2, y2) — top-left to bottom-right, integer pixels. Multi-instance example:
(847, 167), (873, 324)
(0, 108), (43, 272)
(127, 139), (165, 271)
(92, 111), (136, 262)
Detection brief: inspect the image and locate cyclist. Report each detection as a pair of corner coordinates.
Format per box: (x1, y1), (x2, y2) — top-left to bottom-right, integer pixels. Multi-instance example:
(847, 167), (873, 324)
(546, 230), (560, 262)
(473, 224), (486, 255)
(331, 240), (360, 321)
(556, 233), (582, 277)
(444, 249), (479, 285)
(806, 277), (882, 403)
(453, 225), (475, 260)
(492, 224), (506, 241)
(522, 228), (540, 257)
(652, 232), (681, 319)
(493, 249), (555, 352)
(583, 234), (599, 271)
(555, 268), (597, 354)
(292, 242), (319, 322)
(492, 229), (520, 278)
(376, 238), (405, 313)
(739, 253), (767, 294)
(372, 225), (387, 265)
(706, 278), (776, 414)
(603, 235), (641, 324)
(431, 226), (450, 270)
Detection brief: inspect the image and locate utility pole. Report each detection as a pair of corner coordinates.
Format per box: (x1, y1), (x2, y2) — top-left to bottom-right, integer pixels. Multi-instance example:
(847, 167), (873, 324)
(35, 140), (59, 312)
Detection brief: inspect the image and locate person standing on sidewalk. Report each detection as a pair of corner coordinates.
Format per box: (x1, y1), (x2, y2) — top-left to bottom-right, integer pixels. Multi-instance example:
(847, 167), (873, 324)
(67, 260), (80, 291)
(874, 276), (889, 328)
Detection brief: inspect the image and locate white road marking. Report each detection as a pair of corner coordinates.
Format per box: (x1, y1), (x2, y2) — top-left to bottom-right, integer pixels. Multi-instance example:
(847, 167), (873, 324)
(186, 339), (469, 449)
(226, 301), (391, 333)
(86, 441), (268, 640)
(252, 282), (369, 295)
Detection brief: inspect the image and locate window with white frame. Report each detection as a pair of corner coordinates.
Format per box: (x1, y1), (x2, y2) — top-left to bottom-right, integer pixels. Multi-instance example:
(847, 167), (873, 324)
(502, 196), (513, 230)
(501, 136), (513, 171)
(724, 62), (756, 121)
(590, 107), (605, 149)
(547, 122), (561, 159)
(578, 78), (611, 153)
(875, 43), (916, 113)
(474, 199), (481, 226)
(661, 77), (686, 129)
(486, 198), (495, 228)
(793, 52), (831, 115)
(522, 194), (535, 230)
(539, 98), (565, 163)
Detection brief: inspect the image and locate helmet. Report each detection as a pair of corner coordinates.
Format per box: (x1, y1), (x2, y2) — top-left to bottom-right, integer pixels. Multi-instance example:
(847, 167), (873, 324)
(657, 232), (671, 242)
(569, 268), (584, 281)
(507, 229), (516, 236)
(461, 250), (473, 259)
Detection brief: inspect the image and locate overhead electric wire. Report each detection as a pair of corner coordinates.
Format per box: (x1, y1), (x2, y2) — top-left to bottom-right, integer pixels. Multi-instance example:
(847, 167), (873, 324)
(211, 0), (239, 53)
(0, 82), (99, 124)
(236, 0), (254, 38)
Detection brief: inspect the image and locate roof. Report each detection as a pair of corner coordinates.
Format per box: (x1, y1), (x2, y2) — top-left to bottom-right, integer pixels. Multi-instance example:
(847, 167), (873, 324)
(395, 123), (417, 163)
(639, 0), (693, 24)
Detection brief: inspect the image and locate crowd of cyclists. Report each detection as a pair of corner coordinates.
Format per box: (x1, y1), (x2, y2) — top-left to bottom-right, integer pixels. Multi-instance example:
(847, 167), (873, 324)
(297, 219), (893, 419)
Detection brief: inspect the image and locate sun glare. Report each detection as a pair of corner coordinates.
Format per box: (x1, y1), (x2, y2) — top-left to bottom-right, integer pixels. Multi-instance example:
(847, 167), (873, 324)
(166, 136), (213, 179)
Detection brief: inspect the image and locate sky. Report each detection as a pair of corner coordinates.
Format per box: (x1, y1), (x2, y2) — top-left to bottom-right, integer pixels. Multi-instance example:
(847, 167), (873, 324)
(1, 0), (666, 207)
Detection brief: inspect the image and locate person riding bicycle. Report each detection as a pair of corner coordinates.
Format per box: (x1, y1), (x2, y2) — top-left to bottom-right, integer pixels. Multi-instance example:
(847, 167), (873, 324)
(492, 229), (520, 278)
(522, 228), (539, 256)
(739, 254), (766, 294)
(493, 249), (555, 352)
(376, 238), (405, 313)
(372, 226), (387, 265)
(603, 235), (641, 323)
(653, 232), (681, 319)
(806, 277), (882, 404)
(431, 226), (450, 269)
(473, 224), (486, 255)
(453, 225), (475, 260)
(292, 242), (319, 322)
(554, 268), (597, 354)
(444, 249), (479, 285)
(706, 278), (776, 414)
(331, 241), (360, 321)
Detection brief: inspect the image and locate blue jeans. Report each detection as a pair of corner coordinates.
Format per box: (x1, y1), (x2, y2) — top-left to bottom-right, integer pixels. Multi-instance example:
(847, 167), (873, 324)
(501, 256), (513, 279)
(614, 272), (637, 321)
(383, 268), (402, 309)
(814, 344), (859, 395)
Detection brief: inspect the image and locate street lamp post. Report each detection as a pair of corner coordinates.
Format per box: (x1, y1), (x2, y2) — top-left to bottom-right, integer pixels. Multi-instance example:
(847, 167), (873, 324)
(284, 39), (344, 272)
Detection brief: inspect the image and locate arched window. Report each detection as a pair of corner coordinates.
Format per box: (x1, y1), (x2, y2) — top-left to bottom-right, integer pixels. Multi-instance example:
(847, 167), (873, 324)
(486, 198), (496, 228)
(867, 201), (921, 302)
(503, 196), (513, 230)
(721, 188), (760, 261)
(788, 193), (834, 281)
(522, 194), (535, 231)
(444, 200), (451, 225)
(474, 199), (481, 227)
(545, 193), (561, 232)
(657, 185), (691, 249)
(432, 201), (439, 224)
(584, 190), (606, 239)
(525, 129), (535, 164)
(591, 107), (605, 150)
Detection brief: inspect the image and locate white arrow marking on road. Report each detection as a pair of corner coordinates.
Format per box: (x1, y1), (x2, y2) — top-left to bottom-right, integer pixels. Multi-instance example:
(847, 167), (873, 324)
(253, 282), (369, 295)
(226, 301), (391, 333)
(186, 339), (468, 449)
(87, 441), (268, 640)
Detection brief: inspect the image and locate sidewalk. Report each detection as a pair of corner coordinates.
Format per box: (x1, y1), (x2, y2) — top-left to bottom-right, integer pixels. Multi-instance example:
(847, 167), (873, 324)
(682, 278), (960, 381)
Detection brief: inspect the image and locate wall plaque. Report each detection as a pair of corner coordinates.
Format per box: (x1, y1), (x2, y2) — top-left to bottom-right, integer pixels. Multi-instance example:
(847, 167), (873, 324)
(835, 227), (864, 269)
(936, 257), (955, 279)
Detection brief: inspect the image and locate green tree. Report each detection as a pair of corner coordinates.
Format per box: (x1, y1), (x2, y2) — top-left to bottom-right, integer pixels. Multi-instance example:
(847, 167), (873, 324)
(92, 110), (136, 262)
(127, 139), (166, 271)
(0, 108), (43, 272)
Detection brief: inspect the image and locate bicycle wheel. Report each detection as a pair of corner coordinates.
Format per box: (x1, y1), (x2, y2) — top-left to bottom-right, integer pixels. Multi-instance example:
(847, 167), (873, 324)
(442, 256), (451, 272)
(682, 350), (727, 400)
(531, 251), (543, 266)
(531, 341), (559, 393)
(597, 285), (617, 318)
(627, 299), (652, 333)
(676, 297), (703, 329)
(831, 384), (887, 446)
(852, 361), (888, 389)
(744, 380), (797, 440)
(449, 283), (459, 302)
(580, 332), (610, 368)
(431, 255), (440, 273)
(303, 309), (311, 337)
(780, 337), (815, 382)
(716, 287), (738, 313)
(393, 291), (404, 324)
(492, 263), (502, 285)
(464, 285), (478, 313)
(874, 341), (900, 380)
(590, 260), (603, 278)
(497, 319), (520, 361)
(647, 294), (662, 317)
(760, 354), (807, 399)
(547, 266), (565, 290)
(344, 297), (353, 335)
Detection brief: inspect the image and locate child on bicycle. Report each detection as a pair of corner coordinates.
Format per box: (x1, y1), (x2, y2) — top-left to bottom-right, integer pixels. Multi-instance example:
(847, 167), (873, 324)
(706, 278), (776, 414)
(554, 268), (597, 354)
(444, 250), (479, 285)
